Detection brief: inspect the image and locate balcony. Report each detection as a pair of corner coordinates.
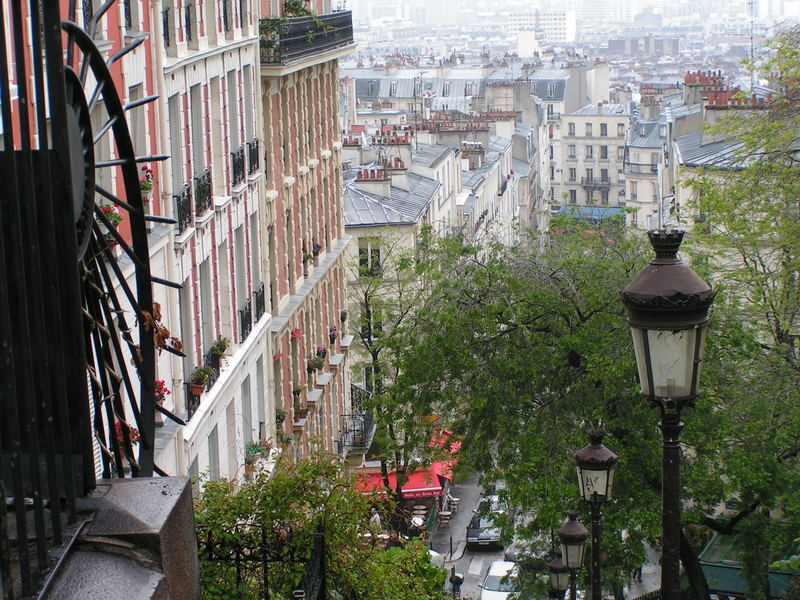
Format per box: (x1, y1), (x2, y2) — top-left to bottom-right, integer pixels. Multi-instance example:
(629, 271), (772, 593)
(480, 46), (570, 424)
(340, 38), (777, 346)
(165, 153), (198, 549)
(239, 297), (252, 343)
(342, 410), (375, 449)
(581, 177), (611, 190)
(231, 146), (246, 187)
(623, 162), (659, 175)
(546, 111), (561, 123)
(259, 11), (354, 65)
(253, 282), (266, 321)
(247, 138), (260, 175)
(194, 168), (212, 216)
(174, 184), (192, 234)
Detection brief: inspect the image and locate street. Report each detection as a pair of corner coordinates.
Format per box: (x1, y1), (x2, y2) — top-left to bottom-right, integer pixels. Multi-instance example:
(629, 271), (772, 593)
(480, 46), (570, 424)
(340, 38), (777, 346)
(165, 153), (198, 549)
(429, 472), (661, 599)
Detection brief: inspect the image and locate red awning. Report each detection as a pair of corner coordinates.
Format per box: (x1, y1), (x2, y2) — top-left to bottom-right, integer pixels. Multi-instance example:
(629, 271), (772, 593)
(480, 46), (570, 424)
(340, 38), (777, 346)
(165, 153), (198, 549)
(356, 469), (443, 499)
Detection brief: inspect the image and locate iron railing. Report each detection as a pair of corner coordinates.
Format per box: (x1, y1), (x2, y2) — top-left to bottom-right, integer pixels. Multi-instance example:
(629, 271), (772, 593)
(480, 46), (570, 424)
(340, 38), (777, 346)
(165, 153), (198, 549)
(231, 146), (246, 186)
(197, 523), (326, 600)
(82, 0), (93, 28)
(162, 8), (171, 47)
(184, 3), (193, 42)
(350, 383), (371, 412)
(247, 138), (260, 175)
(124, 0), (132, 28)
(222, 0), (232, 32)
(623, 161), (659, 175)
(341, 410), (374, 449)
(254, 282), (266, 321)
(581, 177), (611, 189)
(194, 168), (212, 216)
(259, 11), (354, 64)
(239, 298), (253, 343)
(185, 381), (201, 420)
(174, 184), (193, 234)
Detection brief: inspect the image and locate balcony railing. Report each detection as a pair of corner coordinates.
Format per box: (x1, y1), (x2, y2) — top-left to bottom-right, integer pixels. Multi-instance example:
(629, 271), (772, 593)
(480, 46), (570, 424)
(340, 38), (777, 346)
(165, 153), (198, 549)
(623, 161), (659, 175)
(231, 146), (246, 187)
(247, 138), (260, 175)
(162, 8), (171, 47)
(350, 383), (372, 411)
(174, 184), (193, 234)
(239, 298), (252, 343)
(342, 410), (375, 449)
(253, 282), (265, 321)
(194, 168), (212, 216)
(259, 11), (354, 64)
(581, 177), (611, 190)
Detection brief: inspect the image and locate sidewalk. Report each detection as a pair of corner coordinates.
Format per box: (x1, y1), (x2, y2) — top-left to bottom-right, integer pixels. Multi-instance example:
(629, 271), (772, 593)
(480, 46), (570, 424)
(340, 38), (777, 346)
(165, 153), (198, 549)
(429, 471), (482, 561)
(624, 545), (661, 598)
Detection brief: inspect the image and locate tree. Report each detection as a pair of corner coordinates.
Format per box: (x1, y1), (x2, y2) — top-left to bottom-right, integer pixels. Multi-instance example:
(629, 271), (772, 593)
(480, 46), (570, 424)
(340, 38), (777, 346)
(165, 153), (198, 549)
(347, 225), (451, 508)
(193, 449), (448, 600)
(682, 25), (800, 599)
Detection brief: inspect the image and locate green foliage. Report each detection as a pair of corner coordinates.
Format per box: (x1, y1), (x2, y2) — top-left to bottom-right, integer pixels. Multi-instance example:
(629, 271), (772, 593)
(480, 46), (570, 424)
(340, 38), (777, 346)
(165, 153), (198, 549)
(194, 450), (449, 600)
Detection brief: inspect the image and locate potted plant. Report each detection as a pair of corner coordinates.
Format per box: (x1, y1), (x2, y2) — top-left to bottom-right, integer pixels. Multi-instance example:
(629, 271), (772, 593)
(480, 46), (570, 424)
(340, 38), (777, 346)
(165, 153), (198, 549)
(312, 242), (322, 256)
(316, 345), (327, 359)
(293, 396), (308, 419)
(302, 252), (313, 263)
(139, 166), (154, 201)
(115, 421), (141, 459)
(275, 409), (287, 424)
(190, 366), (214, 396)
(329, 325), (337, 344)
(307, 355), (323, 372)
(207, 336), (230, 368)
(154, 379), (171, 406)
(100, 205), (124, 248)
(292, 385), (303, 398)
(340, 309), (348, 323)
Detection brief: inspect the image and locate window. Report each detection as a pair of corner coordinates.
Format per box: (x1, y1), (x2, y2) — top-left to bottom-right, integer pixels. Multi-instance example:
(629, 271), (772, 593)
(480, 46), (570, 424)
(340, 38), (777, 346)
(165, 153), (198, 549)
(568, 144), (576, 158)
(569, 189), (577, 204)
(547, 82), (555, 97)
(600, 123), (608, 136)
(601, 189), (609, 203)
(358, 238), (381, 277)
(550, 166), (555, 179)
(389, 81), (397, 97)
(442, 82), (451, 96)
(585, 145), (593, 159)
(585, 168), (594, 182)
(568, 122), (576, 136)
(617, 123), (625, 137)
(568, 167), (576, 181)
(651, 152), (659, 166)
(367, 81), (376, 95)
(587, 190), (594, 203)
(585, 123), (592, 136)
(600, 145), (608, 159)
(617, 147), (625, 160)
(465, 83), (473, 95)
(601, 168), (609, 182)
(360, 308), (383, 342)
(549, 146), (554, 160)
(631, 181), (638, 200)
(547, 104), (553, 117)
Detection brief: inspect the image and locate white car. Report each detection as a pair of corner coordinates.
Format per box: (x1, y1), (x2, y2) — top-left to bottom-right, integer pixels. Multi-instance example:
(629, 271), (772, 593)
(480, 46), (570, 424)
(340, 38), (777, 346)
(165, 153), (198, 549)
(479, 560), (518, 600)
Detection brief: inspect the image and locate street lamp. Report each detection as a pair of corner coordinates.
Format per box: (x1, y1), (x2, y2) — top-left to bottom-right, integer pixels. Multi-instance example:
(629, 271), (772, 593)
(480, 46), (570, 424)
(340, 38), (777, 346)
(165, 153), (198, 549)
(621, 230), (715, 600)
(558, 512), (589, 600)
(574, 432), (618, 600)
(548, 555), (570, 599)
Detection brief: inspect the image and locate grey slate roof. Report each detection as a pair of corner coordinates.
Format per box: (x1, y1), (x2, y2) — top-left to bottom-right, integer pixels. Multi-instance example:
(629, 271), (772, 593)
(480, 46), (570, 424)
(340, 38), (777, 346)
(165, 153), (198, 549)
(512, 158), (532, 177)
(343, 172), (440, 227)
(627, 121), (663, 148)
(462, 170), (485, 191)
(412, 143), (454, 168)
(572, 103), (630, 117)
(674, 132), (744, 169)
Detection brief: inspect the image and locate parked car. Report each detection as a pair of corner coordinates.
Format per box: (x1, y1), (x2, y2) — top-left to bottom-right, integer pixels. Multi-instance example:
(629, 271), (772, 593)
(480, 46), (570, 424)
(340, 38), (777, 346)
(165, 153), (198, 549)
(479, 560), (518, 600)
(467, 513), (503, 549)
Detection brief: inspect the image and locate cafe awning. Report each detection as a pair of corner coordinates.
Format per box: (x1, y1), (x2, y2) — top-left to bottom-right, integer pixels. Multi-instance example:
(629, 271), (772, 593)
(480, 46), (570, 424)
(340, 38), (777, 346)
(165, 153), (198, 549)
(356, 469), (443, 499)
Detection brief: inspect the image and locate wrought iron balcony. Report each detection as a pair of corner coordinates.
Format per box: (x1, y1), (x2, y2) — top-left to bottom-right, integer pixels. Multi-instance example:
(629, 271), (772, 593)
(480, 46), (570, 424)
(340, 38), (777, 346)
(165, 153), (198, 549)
(259, 11), (354, 64)
(247, 138), (260, 175)
(342, 410), (375, 449)
(623, 161), (659, 175)
(231, 146), (246, 187)
(239, 297), (252, 343)
(185, 381), (201, 420)
(581, 177), (611, 190)
(194, 168), (212, 216)
(253, 282), (266, 321)
(350, 383), (371, 411)
(174, 184), (193, 234)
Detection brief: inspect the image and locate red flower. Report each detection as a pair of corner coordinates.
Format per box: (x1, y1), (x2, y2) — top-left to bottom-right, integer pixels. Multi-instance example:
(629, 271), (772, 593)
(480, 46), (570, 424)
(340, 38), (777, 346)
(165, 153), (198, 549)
(290, 328), (302, 339)
(115, 421), (141, 446)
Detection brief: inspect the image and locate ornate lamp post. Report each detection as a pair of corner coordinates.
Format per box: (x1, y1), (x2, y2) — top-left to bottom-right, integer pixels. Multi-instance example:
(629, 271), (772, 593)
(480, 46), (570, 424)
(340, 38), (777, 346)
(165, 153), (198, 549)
(621, 230), (715, 600)
(558, 512), (589, 600)
(574, 433), (618, 600)
(548, 555), (570, 599)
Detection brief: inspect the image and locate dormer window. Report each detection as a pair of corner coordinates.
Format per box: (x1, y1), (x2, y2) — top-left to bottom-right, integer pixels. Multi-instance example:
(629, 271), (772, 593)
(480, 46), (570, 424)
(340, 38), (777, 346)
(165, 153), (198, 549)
(547, 82), (555, 97)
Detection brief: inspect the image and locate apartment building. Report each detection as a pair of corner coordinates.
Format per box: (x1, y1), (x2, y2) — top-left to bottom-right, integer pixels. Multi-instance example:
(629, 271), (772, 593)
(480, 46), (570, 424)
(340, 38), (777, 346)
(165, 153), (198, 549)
(260, 1), (357, 464)
(558, 103), (630, 219)
(623, 119), (667, 230)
